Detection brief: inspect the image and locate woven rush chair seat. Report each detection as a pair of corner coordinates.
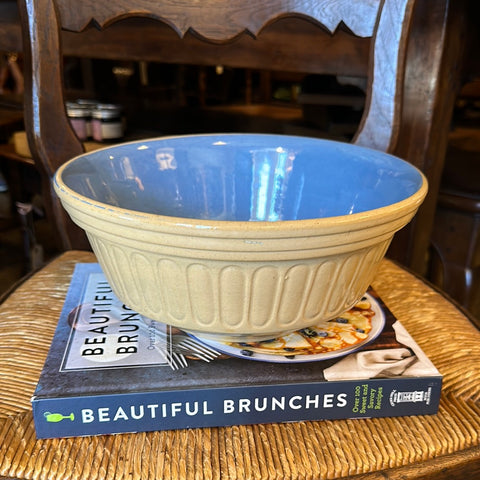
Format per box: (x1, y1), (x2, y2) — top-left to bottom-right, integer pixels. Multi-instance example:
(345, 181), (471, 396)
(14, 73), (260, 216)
(0, 250), (479, 479)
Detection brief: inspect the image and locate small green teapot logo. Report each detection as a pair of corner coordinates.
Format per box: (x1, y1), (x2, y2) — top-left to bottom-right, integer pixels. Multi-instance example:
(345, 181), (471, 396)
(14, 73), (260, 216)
(44, 412), (75, 422)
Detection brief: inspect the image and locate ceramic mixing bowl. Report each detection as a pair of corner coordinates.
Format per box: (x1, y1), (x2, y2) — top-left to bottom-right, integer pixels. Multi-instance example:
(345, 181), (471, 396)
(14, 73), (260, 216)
(54, 134), (427, 341)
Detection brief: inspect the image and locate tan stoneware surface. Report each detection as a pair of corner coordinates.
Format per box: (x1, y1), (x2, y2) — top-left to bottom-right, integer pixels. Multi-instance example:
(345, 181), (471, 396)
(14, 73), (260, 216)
(54, 136), (428, 341)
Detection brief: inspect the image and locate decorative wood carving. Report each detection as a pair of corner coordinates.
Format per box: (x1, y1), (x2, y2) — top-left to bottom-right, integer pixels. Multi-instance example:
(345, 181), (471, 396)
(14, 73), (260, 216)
(56, 0), (381, 40)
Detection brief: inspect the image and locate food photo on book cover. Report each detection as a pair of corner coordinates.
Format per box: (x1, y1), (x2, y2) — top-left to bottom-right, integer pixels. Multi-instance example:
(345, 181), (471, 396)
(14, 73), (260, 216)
(62, 271), (435, 380)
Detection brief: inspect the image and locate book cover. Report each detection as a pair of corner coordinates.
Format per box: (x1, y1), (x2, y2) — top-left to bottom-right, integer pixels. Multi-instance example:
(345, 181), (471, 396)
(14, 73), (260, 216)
(31, 264), (442, 439)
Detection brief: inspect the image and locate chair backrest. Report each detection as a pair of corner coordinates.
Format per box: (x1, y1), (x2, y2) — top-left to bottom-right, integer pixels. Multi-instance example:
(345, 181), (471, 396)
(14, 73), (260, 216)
(17, 0), (461, 273)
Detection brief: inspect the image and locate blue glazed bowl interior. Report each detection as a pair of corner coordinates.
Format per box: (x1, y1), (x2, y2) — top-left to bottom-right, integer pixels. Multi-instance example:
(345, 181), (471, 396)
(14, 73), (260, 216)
(59, 134), (424, 222)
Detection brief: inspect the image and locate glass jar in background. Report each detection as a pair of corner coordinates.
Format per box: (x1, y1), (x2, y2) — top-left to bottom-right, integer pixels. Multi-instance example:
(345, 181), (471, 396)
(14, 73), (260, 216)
(76, 99), (99, 138)
(66, 102), (91, 141)
(91, 104), (125, 142)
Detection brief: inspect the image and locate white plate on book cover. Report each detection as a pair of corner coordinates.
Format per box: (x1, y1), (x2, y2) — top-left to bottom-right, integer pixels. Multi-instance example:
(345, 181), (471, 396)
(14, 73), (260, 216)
(189, 293), (386, 363)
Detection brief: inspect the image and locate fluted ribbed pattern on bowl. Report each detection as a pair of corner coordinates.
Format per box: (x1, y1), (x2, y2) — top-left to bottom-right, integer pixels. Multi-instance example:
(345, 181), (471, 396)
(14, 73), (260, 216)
(86, 232), (390, 337)
(53, 188), (421, 338)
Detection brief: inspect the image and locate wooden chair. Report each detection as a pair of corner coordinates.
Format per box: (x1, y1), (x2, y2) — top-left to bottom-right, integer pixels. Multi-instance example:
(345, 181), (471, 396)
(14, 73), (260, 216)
(17, 0), (468, 275)
(4, 4), (480, 478)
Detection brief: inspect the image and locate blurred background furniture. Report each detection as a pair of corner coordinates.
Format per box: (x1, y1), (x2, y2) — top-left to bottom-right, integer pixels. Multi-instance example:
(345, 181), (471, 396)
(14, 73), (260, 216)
(427, 21), (480, 323)
(13, 0), (470, 278)
(430, 127), (480, 323)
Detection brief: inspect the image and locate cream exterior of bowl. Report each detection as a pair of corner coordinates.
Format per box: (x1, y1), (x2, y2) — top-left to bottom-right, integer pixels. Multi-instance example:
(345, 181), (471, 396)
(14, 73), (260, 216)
(54, 137), (428, 342)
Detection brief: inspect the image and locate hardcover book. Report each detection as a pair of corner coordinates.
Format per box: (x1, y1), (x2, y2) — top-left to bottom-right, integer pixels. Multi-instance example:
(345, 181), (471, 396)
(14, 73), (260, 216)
(31, 264), (442, 439)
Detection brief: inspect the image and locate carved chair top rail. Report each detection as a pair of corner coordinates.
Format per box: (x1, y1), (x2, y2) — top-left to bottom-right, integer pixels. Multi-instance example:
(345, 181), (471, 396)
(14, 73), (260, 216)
(55, 0), (381, 40)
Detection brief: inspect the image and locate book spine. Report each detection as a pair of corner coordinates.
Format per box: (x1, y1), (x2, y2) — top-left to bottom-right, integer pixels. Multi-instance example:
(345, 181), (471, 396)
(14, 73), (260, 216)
(32, 376), (442, 439)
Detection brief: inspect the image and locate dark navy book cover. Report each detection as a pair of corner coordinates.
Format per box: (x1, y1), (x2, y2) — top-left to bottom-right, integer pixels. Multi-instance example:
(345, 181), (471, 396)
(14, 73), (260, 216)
(31, 264), (442, 439)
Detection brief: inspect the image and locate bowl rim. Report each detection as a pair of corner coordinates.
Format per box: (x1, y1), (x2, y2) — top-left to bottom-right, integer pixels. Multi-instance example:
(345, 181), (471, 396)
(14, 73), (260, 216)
(53, 133), (428, 237)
